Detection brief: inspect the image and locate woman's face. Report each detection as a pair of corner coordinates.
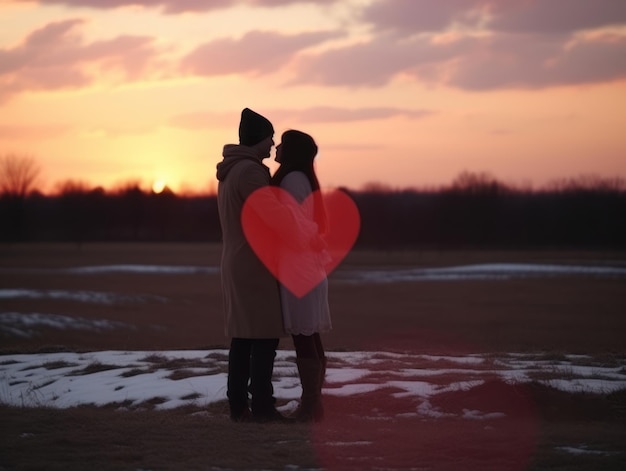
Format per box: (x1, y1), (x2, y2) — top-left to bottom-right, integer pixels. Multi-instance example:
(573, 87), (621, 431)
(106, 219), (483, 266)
(274, 143), (283, 164)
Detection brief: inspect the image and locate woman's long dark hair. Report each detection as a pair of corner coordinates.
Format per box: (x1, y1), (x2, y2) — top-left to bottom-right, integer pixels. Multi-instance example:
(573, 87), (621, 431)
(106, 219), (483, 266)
(271, 130), (327, 234)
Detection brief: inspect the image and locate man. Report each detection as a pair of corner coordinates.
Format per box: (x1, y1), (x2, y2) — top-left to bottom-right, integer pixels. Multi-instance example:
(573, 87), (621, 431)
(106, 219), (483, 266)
(216, 108), (302, 422)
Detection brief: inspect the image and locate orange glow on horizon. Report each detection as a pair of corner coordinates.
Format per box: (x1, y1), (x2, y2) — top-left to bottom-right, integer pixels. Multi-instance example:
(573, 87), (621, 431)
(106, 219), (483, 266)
(151, 179), (166, 194)
(0, 2), (624, 195)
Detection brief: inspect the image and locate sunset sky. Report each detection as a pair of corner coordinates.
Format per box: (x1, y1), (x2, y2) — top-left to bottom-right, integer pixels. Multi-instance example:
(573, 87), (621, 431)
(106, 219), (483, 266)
(1, 0), (625, 194)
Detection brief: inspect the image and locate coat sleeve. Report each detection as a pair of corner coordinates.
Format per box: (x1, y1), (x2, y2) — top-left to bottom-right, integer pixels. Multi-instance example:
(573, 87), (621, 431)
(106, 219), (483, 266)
(280, 172), (312, 205)
(281, 172), (331, 265)
(240, 164), (318, 250)
(279, 172), (316, 243)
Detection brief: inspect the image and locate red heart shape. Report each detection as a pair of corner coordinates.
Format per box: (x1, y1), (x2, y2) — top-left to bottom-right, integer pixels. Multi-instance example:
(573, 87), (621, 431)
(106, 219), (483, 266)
(242, 187), (360, 297)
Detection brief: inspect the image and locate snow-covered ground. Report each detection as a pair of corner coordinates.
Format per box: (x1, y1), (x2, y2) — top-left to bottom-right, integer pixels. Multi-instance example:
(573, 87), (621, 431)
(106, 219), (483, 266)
(2, 261), (624, 465)
(0, 265), (219, 275)
(2, 262), (626, 281)
(336, 262), (626, 282)
(1, 349), (625, 412)
(2, 262), (625, 414)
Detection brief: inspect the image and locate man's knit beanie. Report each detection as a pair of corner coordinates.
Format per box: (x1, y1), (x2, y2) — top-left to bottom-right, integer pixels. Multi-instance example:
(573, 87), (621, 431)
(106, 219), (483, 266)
(239, 108), (274, 146)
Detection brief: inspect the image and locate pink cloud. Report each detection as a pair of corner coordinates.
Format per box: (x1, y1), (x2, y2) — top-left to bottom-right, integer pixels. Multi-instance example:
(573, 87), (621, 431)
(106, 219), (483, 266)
(289, 35), (464, 87)
(11, 0), (336, 14)
(361, 0), (484, 33)
(0, 19), (165, 100)
(289, 28), (626, 90)
(444, 33), (626, 90)
(361, 0), (626, 34)
(10, 0), (232, 13)
(181, 30), (340, 77)
(4, 1), (625, 96)
(488, 0), (626, 33)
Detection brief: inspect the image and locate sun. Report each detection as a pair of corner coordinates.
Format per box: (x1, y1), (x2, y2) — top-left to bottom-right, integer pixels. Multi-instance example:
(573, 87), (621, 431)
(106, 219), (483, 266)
(152, 179), (166, 194)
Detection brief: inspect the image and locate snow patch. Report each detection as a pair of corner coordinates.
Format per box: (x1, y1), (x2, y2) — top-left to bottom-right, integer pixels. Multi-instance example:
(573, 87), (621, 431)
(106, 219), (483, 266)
(0, 289), (165, 304)
(1, 350), (624, 412)
(337, 263), (626, 283)
(0, 312), (135, 338)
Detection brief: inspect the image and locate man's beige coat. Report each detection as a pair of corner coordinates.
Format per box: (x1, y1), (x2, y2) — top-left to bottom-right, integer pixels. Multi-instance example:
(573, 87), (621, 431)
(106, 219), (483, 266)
(216, 144), (285, 339)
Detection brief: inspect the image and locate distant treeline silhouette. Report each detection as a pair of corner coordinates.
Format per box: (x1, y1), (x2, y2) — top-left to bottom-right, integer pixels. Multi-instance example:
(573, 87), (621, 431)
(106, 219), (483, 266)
(1, 172), (625, 249)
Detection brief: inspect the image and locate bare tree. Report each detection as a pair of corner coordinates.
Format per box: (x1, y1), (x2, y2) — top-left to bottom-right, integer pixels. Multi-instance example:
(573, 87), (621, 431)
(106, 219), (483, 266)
(0, 153), (41, 197)
(448, 170), (508, 195)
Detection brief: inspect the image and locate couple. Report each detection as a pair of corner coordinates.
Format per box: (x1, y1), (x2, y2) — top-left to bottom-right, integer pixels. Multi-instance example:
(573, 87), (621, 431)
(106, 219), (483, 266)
(216, 108), (330, 423)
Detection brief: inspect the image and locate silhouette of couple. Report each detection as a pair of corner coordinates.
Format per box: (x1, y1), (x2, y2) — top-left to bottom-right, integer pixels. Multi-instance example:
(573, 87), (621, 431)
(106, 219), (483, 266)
(216, 108), (330, 422)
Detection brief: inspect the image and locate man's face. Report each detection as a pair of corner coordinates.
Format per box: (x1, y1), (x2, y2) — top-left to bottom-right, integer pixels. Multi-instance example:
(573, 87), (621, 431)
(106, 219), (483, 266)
(254, 136), (274, 160)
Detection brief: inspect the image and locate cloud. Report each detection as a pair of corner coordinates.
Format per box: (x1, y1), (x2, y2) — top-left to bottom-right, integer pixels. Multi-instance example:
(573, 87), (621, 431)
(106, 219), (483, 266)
(0, 19), (165, 101)
(488, 0), (626, 34)
(246, 0), (336, 6)
(10, 0), (232, 13)
(0, 19), (84, 75)
(360, 0), (484, 34)
(11, 0), (337, 14)
(181, 30), (340, 77)
(5, 1), (625, 96)
(361, 0), (626, 35)
(169, 106), (432, 129)
(289, 34), (465, 87)
(289, 28), (626, 90)
(444, 33), (626, 90)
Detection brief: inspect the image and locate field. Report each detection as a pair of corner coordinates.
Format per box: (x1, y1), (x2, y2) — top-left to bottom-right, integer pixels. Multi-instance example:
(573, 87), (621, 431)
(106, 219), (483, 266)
(1, 243), (626, 470)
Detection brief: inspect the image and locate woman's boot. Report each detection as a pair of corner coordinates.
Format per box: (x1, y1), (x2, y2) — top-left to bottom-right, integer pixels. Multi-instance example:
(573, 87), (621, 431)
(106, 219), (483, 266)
(294, 358), (323, 422)
(317, 355), (327, 420)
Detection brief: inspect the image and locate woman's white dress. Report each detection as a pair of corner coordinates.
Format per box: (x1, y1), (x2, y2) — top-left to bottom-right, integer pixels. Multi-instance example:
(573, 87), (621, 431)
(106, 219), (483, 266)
(278, 171), (331, 335)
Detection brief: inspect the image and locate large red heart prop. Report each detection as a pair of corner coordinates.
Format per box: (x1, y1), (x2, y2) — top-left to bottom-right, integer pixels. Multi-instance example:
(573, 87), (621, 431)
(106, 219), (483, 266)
(241, 187), (360, 297)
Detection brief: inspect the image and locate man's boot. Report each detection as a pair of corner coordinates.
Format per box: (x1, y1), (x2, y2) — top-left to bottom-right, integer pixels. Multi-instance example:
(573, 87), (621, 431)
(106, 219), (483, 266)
(249, 339), (291, 422)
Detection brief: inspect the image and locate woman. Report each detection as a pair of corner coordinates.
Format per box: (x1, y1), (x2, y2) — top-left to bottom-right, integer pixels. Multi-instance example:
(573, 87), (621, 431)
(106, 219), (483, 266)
(271, 129), (330, 422)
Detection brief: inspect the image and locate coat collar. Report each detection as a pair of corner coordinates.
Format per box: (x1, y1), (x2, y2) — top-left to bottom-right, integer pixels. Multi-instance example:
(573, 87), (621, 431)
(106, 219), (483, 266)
(216, 144), (265, 181)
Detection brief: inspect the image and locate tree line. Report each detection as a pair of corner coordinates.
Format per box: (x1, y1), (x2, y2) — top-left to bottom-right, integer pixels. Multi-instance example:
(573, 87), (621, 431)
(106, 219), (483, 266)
(2, 167), (625, 249)
(348, 172), (626, 249)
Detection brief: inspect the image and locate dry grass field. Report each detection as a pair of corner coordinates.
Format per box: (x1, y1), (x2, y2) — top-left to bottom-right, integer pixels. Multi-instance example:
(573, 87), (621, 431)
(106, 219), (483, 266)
(1, 243), (625, 354)
(1, 243), (625, 470)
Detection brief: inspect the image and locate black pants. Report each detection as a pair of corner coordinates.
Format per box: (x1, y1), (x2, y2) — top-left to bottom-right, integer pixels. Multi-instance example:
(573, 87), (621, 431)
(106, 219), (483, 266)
(227, 337), (279, 415)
